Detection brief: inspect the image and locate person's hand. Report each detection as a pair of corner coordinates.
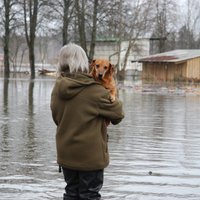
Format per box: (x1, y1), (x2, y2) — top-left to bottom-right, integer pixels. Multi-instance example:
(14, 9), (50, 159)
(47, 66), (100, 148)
(105, 119), (110, 126)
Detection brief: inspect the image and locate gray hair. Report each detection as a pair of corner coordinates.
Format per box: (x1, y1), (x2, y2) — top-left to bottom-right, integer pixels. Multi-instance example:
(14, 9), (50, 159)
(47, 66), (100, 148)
(58, 43), (89, 73)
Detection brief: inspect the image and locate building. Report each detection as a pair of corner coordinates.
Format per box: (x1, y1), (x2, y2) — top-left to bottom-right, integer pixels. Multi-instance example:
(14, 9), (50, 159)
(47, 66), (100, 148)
(138, 49), (200, 81)
(93, 38), (150, 72)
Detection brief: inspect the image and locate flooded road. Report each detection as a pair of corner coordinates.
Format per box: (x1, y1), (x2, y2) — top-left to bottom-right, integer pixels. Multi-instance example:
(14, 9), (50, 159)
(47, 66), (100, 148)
(0, 76), (200, 200)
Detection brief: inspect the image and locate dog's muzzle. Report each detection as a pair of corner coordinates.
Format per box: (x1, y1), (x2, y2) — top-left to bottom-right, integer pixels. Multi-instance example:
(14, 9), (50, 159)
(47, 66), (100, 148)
(98, 74), (103, 80)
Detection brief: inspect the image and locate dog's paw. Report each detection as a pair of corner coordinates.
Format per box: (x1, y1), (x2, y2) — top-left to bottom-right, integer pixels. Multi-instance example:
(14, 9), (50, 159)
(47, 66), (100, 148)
(109, 95), (115, 102)
(105, 119), (110, 126)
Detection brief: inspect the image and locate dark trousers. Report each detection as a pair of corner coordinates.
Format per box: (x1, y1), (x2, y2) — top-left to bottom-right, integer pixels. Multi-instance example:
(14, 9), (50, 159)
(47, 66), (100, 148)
(62, 167), (104, 200)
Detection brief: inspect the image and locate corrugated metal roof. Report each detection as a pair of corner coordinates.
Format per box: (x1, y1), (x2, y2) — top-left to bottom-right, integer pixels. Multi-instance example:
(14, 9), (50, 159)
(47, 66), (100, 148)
(138, 49), (200, 63)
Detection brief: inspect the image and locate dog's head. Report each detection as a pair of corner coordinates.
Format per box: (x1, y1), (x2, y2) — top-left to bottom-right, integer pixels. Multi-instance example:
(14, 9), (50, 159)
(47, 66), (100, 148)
(90, 59), (114, 80)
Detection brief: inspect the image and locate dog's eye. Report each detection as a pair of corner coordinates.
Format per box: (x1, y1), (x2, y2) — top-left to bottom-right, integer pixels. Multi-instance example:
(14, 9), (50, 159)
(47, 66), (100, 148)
(96, 65), (99, 68)
(104, 66), (108, 70)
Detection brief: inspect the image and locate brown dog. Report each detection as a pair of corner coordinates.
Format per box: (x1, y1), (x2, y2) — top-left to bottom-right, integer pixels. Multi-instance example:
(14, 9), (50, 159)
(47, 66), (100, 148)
(90, 59), (117, 102)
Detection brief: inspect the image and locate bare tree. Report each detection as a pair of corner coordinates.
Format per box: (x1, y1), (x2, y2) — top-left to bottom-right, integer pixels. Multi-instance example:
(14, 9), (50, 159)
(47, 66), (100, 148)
(48, 0), (74, 45)
(23, 0), (39, 79)
(88, 0), (98, 60)
(184, 0), (200, 48)
(73, 0), (100, 60)
(155, 0), (169, 52)
(62, 0), (74, 45)
(75, 0), (87, 54)
(177, 25), (196, 49)
(151, 0), (178, 53)
(43, 0), (77, 45)
(116, 0), (123, 69)
(121, 0), (154, 72)
(1, 0), (16, 77)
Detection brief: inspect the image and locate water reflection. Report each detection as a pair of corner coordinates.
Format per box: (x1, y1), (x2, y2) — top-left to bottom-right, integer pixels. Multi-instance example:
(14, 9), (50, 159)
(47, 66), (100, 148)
(23, 80), (37, 167)
(1, 79), (10, 165)
(0, 76), (200, 200)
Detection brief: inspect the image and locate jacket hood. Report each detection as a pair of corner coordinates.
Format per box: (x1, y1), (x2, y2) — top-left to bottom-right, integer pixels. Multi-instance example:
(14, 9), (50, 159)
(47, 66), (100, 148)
(57, 73), (98, 99)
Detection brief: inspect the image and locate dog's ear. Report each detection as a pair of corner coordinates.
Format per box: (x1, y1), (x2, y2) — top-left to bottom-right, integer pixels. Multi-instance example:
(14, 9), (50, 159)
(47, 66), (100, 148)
(89, 59), (96, 72)
(108, 63), (115, 74)
(89, 60), (97, 78)
(91, 59), (96, 65)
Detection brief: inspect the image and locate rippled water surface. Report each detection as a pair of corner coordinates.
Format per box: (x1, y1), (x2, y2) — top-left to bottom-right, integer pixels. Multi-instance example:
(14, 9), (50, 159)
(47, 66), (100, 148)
(0, 75), (200, 200)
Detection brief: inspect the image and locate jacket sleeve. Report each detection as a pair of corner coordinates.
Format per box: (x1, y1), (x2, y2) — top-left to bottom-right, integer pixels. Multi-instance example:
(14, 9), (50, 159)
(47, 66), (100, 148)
(97, 94), (124, 125)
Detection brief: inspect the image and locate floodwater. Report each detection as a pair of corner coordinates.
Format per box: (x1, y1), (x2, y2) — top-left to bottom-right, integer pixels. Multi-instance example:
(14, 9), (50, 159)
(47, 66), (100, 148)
(0, 75), (200, 200)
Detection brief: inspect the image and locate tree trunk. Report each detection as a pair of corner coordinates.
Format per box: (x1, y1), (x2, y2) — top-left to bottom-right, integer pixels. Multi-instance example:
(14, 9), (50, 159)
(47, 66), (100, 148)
(122, 40), (132, 72)
(75, 0), (87, 55)
(29, 42), (35, 79)
(23, 0), (38, 79)
(62, 0), (70, 45)
(88, 0), (98, 60)
(116, 0), (123, 70)
(3, 0), (11, 77)
(4, 43), (10, 77)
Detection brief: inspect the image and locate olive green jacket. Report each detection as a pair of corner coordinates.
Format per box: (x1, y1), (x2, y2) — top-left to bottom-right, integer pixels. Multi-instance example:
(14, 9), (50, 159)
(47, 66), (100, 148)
(51, 73), (124, 171)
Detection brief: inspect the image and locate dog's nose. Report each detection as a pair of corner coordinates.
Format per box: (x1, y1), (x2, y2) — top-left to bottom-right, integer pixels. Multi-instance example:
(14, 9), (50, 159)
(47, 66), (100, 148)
(98, 74), (103, 79)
